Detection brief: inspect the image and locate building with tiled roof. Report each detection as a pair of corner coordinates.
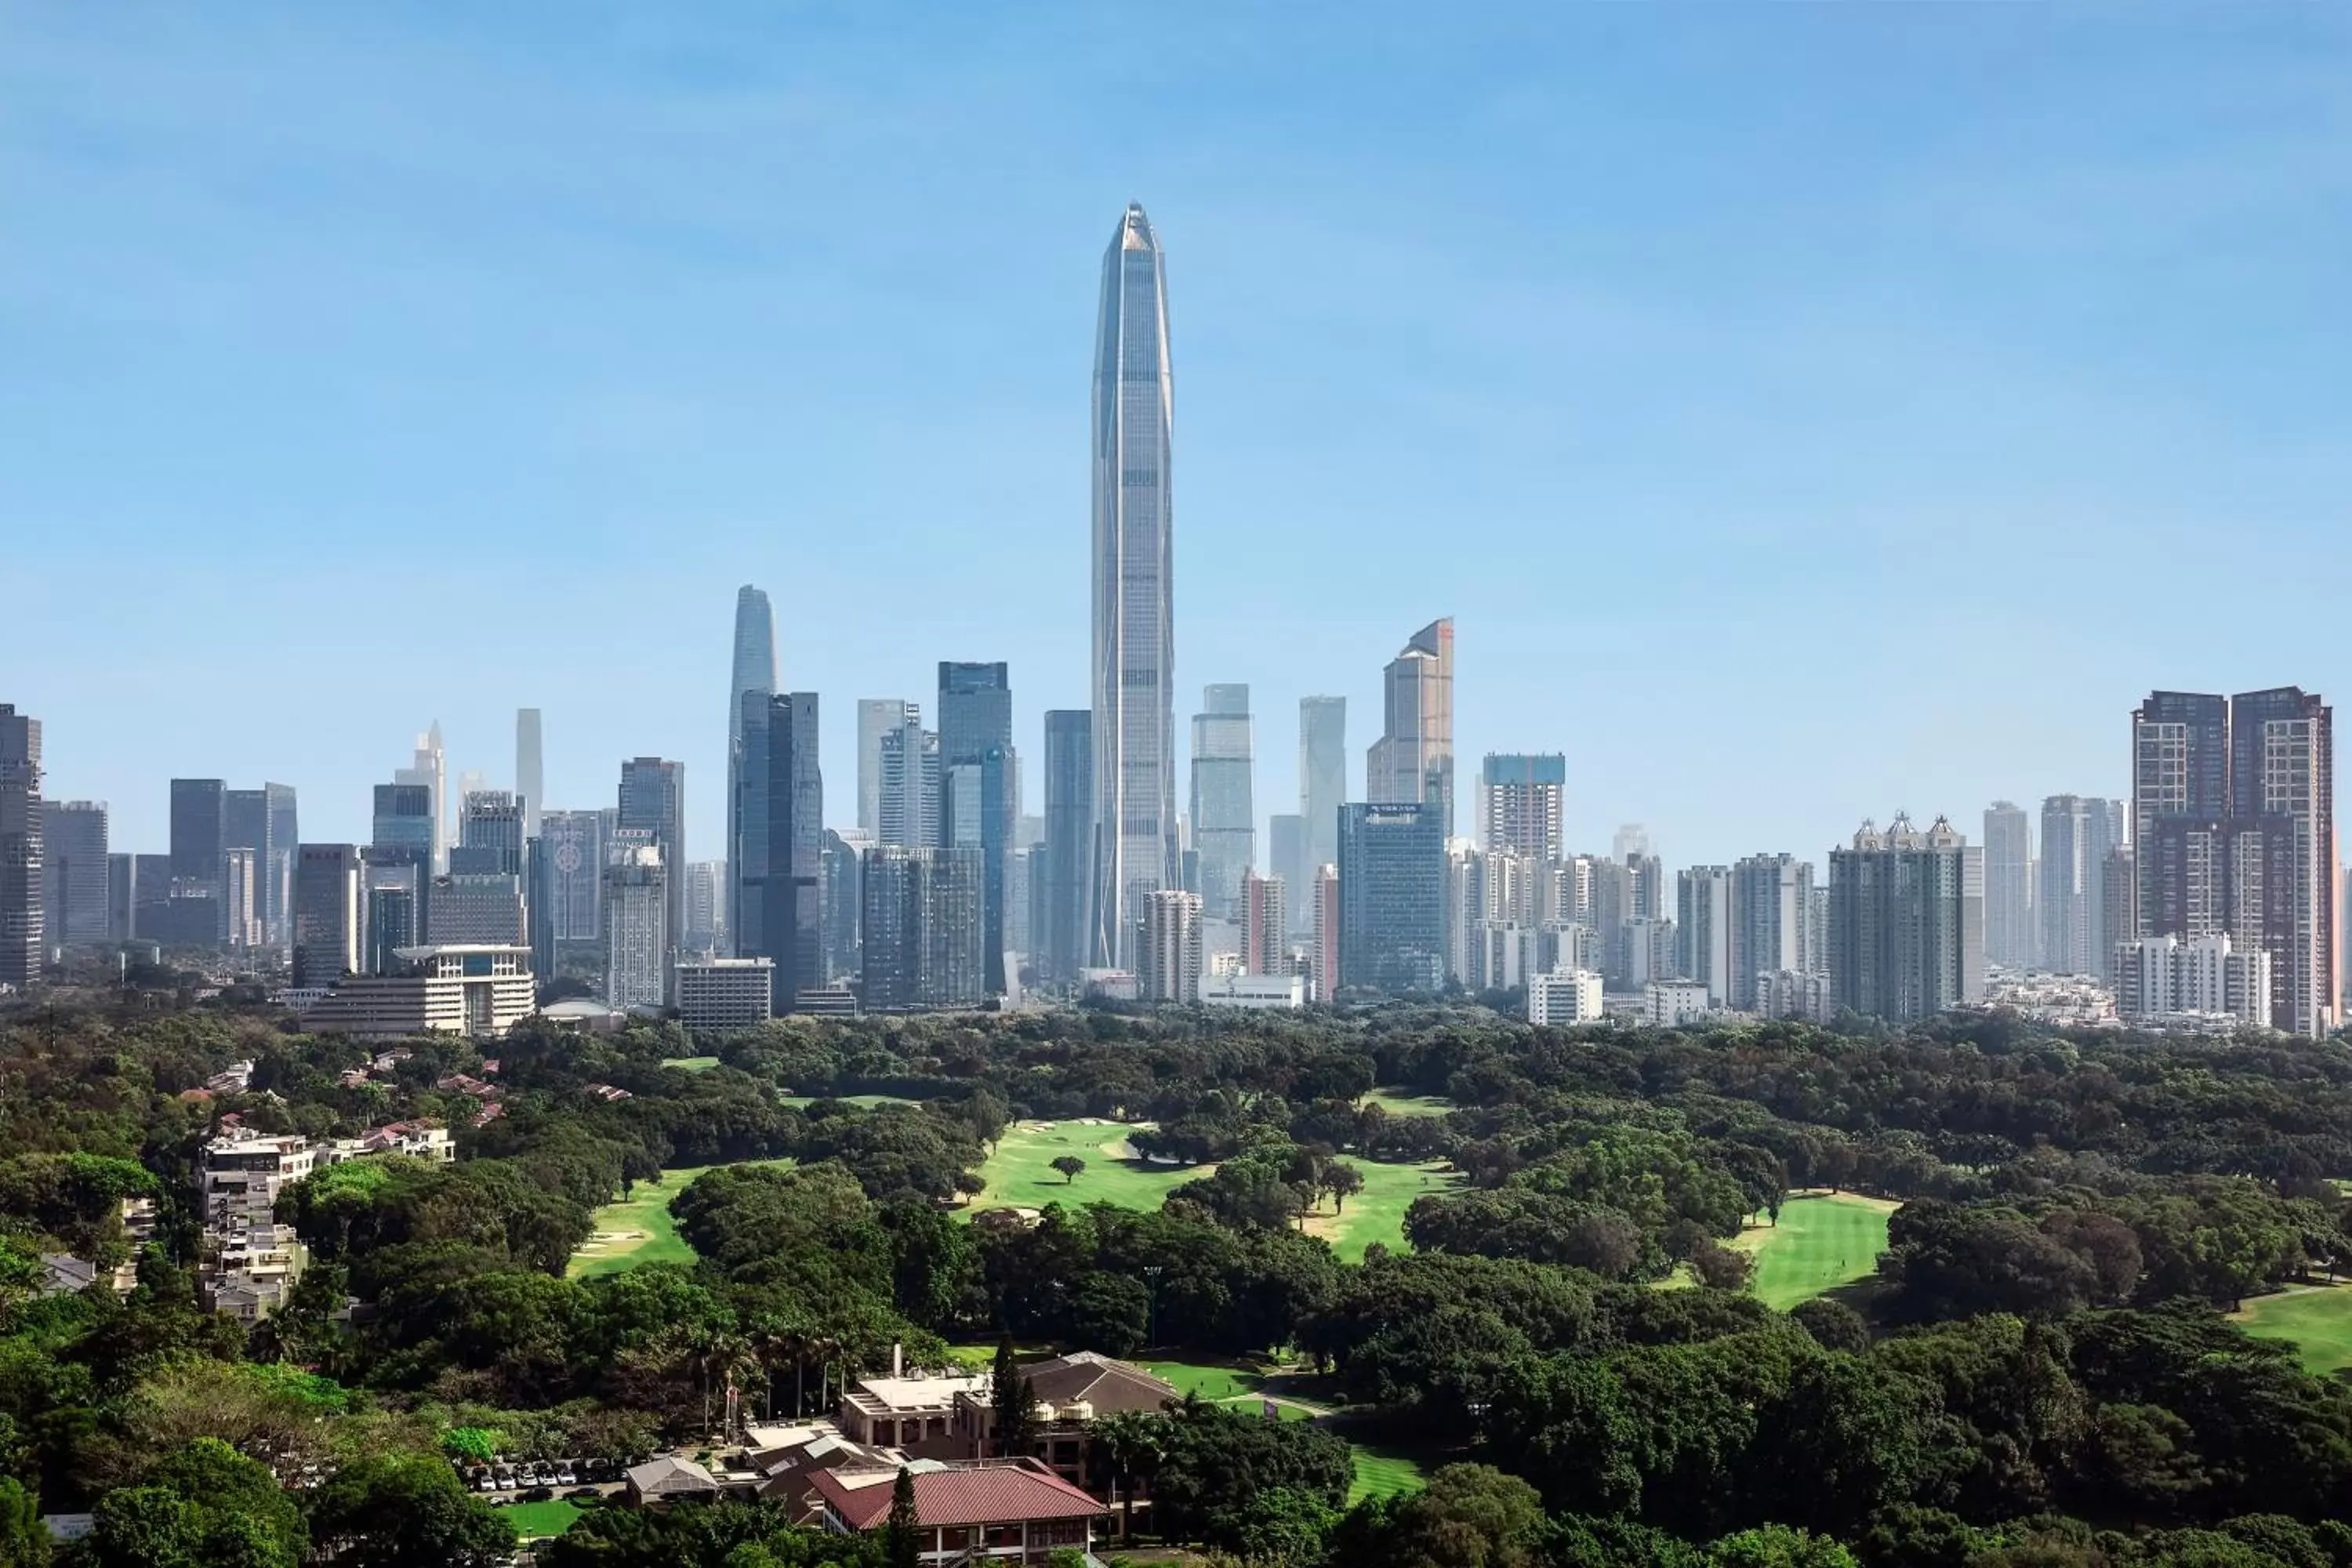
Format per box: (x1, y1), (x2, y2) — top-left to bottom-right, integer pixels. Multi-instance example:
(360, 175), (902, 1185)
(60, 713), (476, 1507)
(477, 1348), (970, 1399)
(953, 1352), (1178, 1486)
(810, 1457), (1103, 1563)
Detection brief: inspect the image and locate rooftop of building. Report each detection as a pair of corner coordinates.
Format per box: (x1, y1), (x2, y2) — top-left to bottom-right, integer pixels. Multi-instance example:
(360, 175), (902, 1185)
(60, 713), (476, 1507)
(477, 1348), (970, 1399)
(840, 1370), (989, 1418)
(813, 1457), (1104, 1530)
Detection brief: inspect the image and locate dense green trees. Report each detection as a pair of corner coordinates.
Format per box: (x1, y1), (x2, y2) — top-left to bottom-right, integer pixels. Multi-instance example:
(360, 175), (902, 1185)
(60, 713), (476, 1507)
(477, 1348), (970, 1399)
(20, 990), (2352, 1565)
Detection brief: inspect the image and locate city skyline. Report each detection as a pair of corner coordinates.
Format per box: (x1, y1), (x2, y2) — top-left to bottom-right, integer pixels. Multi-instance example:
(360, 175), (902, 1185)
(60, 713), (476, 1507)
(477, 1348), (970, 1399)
(10, 9), (2351, 873)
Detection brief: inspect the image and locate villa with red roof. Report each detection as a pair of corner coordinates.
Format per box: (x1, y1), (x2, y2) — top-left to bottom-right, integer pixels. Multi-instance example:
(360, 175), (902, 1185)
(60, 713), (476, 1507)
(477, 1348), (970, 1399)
(809, 1456), (1105, 1563)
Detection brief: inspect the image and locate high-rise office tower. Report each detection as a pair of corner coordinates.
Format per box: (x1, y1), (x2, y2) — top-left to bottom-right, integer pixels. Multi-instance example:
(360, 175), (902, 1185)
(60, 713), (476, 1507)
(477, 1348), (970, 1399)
(1827, 813), (1985, 1024)
(859, 845), (984, 1011)
(372, 783), (435, 870)
(1367, 620), (1455, 837)
(129, 855), (170, 941)
(1299, 696), (1347, 895)
(165, 778), (227, 946)
(426, 873), (528, 946)
(516, 709), (543, 839)
(1338, 802), (1446, 994)
(1137, 889), (1204, 1003)
(169, 777), (225, 885)
(726, 586), (776, 948)
(1267, 815), (1306, 933)
(365, 885), (416, 976)
(1676, 866), (1733, 1004)
(941, 748), (1014, 994)
(1612, 824), (1653, 862)
(757, 692), (823, 1008)
(820, 828), (866, 984)
(938, 663), (1013, 782)
(1983, 801), (2033, 969)
(1478, 754), (1565, 860)
(456, 791), (526, 874)
(603, 833), (669, 1011)
(1729, 853), (1814, 1010)
(291, 843), (363, 989)
(395, 723), (448, 874)
(1242, 870), (1287, 976)
(223, 789), (269, 946)
(618, 757), (685, 975)
(40, 800), (107, 949)
(535, 809), (606, 945)
(1040, 710), (1094, 983)
(683, 862), (724, 956)
(0, 706), (39, 988)
(262, 783), (296, 946)
(1090, 202), (1180, 971)
(2132, 688), (2336, 1036)
(1309, 863), (1341, 1003)
(878, 720), (940, 850)
(1189, 684), (1254, 920)
(940, 663), (1015, 994)
(734, 689), (772, 960)
(221, 848), (260, 949)
(858, 699), (918, 839)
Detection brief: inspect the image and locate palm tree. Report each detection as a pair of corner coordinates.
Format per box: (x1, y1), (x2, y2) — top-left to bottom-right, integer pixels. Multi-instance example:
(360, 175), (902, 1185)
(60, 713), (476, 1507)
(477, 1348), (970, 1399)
(1089, 1411), (1167, 1540)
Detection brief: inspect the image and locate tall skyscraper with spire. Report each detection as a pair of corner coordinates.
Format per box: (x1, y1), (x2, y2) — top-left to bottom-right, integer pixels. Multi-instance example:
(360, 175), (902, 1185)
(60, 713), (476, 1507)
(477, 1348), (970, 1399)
(1367, 619), (1455, 834)
(727, 586), (777, 956)
(1090, 201), (1178, 967)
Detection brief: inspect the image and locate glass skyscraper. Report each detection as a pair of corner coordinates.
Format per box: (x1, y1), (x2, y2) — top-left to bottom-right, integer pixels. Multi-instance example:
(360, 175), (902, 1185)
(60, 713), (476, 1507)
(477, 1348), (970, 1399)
(1090, 202), (1178, 969)
(727, 585), (777, 954)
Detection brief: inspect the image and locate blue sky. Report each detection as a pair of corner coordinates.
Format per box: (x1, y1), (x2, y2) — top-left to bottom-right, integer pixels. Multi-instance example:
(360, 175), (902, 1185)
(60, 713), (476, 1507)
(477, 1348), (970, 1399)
(6, 5), (2350, 869)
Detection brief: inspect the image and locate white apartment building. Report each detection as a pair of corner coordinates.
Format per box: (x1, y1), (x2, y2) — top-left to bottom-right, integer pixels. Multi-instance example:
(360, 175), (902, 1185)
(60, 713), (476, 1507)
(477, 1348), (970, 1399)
(1528, 968), (1605, 1026)
(1645, 979), (1713, 1028)
(201, 1133), (318, 1230)
(2117, 933), (2272, 1029)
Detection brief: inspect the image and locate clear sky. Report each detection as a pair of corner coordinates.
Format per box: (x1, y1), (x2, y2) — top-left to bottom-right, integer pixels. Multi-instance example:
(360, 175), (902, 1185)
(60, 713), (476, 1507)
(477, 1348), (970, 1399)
(6, 5), (2350, 869)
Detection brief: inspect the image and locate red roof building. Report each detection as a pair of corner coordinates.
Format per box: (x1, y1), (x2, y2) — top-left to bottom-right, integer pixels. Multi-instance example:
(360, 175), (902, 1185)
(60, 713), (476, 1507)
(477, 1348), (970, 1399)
(810, 1457), (1104, 1563)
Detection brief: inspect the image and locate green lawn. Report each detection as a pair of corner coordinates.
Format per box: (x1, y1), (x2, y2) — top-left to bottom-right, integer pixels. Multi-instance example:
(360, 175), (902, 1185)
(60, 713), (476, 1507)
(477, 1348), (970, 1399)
(1363, 1088), (1455, 1119)
(2234, 1284), (2352, 1375)
(964, 1121), (1198, 1215)
(1730, 1191), (1897, 1310)
(779, 1092), (917, 1109)
(962, 1122), (1455, 1265)
(503, 1499), (583, 1540)
(1145, 1359), (1264, 1402)
(662, 1055), (721, 1072)
(567, 1158), (792, 1278)
(1348, 1444), (1429, 1503)
(1304, 1160), (1463, 1262)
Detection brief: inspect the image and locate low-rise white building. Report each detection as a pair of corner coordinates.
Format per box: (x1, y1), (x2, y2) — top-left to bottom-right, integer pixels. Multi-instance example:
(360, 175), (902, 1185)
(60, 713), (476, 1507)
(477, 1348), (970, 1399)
(299, 944), (535, 1041)
(1200, 972), (1305, 1010)
(1528, 968), (1605, 1027)
(1644, 979), (1714, 1028)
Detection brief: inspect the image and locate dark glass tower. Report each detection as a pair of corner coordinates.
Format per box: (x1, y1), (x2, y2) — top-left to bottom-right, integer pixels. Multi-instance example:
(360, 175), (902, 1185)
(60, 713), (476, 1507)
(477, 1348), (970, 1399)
(757, 693), (822, 1009)
(1042, 710), (1094, 982)
(939, 662), (1014, 993)
(727, 586), (776, 953)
